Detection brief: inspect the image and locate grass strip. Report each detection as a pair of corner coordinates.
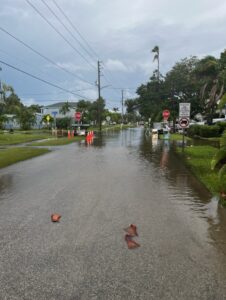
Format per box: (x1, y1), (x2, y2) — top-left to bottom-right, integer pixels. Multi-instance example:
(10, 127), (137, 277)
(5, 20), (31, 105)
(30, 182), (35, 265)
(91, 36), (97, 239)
(159, 133), (191, 141)
(0, 147), (50, 169)
(177, 145), (221, 194)
(29, 136), (85, 146)
(0, 133), (51, 145)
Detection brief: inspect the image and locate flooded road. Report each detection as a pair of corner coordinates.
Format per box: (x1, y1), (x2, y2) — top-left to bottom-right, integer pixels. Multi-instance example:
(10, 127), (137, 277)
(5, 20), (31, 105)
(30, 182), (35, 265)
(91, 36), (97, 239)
(1, 128), (226, 299)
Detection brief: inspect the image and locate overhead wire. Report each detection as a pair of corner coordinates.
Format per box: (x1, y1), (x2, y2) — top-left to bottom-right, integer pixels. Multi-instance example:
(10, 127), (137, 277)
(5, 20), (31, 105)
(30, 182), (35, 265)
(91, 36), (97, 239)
(41, 0), (95, 63)
(52, 0), (99, 60)
(0, 59), (93, 100)
(50, 0), (131, 97)
(0, 26), (94, 86)
(25, 0), (96, 72)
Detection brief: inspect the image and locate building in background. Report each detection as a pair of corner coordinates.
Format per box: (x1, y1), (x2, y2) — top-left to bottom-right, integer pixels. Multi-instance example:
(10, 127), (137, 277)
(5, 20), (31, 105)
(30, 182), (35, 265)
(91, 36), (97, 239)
(40, 102), (77, 119)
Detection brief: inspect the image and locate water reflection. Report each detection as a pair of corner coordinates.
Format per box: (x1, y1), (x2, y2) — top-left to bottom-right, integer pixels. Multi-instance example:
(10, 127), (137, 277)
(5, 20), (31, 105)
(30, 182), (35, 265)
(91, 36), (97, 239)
(138, 130), (226, 252)
(0, 174), (13, 200)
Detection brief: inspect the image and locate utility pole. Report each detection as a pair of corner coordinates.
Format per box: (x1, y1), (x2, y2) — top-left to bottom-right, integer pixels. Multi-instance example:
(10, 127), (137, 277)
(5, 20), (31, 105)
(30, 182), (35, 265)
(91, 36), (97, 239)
(121, 89), (124, 124)
(0, 67), (4, 103)
(97, 60), (102, 131)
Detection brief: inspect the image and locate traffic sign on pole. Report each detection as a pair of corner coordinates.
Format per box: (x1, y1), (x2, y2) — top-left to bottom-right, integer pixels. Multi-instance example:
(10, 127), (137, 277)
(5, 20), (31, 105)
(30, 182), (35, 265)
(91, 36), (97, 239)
(179, 103), (190, 117)
(179, 117), (190, 128)
(75, 112), (81, 121)
(162, 110), (170, 120)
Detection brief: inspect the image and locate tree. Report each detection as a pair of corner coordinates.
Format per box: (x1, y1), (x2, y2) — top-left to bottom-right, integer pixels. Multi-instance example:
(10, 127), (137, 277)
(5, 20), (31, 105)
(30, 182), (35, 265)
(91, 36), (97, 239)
(194, 56), (224, 122)
(164, 56), (200, 124)
(113, 107), (119, 112)
(152, 45), (160, 83)
(16, 107), (36, 130)
(29, 104), (42, 113)
(60, 101), (70, 115)
(0, 114), (8, 129)
(76, 100), (92, 123)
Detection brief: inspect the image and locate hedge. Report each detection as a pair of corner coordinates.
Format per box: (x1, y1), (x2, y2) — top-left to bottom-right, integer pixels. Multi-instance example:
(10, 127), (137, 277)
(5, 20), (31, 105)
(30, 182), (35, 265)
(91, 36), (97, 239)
(187, 124), (221, 138)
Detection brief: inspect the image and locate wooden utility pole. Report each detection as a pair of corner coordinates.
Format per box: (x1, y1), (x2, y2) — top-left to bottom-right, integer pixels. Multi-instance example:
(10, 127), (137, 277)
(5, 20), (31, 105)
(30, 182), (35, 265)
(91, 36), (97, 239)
(121, 89), (124, 124)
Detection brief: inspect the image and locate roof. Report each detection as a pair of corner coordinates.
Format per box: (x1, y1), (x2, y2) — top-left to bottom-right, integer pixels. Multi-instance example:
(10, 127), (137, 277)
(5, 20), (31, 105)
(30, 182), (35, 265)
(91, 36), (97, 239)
(44, 102), (77, 108)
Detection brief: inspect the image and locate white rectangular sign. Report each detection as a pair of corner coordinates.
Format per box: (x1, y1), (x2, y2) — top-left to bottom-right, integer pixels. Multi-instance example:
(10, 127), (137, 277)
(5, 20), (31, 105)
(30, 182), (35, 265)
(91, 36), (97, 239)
(179, 103), (190, 117)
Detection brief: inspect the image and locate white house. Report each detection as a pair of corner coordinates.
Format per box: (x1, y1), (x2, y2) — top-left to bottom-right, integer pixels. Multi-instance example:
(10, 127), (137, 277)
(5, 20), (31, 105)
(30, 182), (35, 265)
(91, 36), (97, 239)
(41, 102), (77, 119)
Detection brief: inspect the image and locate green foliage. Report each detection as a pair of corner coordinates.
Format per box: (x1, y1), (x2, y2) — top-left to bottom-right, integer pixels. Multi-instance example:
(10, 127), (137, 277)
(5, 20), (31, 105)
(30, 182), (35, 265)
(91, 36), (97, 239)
(16, 107), (36, 130)
(0, 114), (8, 129)
(216, 121), (226, 134)
(56, 117), (71, 129)
(211, 130), (226, 192)
(187, 125), (220, 138)
(60, 101), (70, 115)
(198, 125), (220, 138)
(211, 149), (226, 170)
(218, 94), (226, 110)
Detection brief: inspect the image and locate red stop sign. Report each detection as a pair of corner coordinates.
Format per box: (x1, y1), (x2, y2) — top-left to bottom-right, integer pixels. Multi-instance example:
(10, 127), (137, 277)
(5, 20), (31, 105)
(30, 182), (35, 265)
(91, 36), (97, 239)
(162, 110), (170, 119)
(75, 112), (81, 121)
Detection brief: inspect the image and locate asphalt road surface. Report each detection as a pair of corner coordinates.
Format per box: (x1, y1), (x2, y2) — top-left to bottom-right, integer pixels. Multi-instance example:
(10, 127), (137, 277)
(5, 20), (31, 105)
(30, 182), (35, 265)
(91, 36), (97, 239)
(1, 128), (226, 299)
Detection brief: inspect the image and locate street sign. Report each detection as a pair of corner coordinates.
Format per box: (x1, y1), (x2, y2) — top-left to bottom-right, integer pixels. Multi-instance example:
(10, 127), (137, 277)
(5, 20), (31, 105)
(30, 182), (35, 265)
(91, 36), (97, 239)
(106, 116), (111, 122)
(52, 111), (58, 117)
(162, 110), (170, 120)
(75, 112), (81, 121)
(179, 117), (190, 128)
(179, 103), (190, 117)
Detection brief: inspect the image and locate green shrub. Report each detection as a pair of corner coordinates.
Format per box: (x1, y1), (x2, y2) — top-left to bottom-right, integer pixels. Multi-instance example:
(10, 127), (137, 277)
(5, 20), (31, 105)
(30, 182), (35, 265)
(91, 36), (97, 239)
(188, 124), (220, 138)
(199, 125), (220, 138)
(187, 125), (200, 137)
(216, 122), (226, 134)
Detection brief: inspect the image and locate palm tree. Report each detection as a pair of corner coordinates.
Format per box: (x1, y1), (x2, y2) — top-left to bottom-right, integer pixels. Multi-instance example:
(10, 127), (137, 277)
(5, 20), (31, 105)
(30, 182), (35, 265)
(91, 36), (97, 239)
(152, 46), (160, 83)
(60, 101), (71, 115)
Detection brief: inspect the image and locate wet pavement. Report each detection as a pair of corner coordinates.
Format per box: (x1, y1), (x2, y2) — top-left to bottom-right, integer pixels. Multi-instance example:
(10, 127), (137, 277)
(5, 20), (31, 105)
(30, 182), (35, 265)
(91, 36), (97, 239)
(1, 128), (226, 299)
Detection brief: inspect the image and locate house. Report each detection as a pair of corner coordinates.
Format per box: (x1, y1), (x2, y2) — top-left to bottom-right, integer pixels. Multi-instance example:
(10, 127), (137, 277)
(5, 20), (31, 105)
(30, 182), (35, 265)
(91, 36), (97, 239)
(40, 102), (77, 119)
(3, 113), (44, 129)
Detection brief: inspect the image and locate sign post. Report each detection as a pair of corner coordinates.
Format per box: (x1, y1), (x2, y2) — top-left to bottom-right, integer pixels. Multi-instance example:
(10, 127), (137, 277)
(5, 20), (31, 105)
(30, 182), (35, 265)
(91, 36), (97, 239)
(179, 103), (190, 149)
(52, 111), (58, 129)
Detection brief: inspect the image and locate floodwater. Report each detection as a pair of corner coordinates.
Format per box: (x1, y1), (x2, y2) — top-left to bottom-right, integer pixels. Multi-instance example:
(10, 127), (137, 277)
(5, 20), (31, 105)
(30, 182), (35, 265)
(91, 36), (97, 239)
(0, 128), (226, 299)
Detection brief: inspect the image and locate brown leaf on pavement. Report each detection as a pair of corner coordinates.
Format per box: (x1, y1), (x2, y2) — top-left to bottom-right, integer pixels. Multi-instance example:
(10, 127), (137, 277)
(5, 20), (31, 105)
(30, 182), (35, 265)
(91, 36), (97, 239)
(51, 214), (61, 222)
(125, 234), (140, 249)
(123, 224), (138, 236)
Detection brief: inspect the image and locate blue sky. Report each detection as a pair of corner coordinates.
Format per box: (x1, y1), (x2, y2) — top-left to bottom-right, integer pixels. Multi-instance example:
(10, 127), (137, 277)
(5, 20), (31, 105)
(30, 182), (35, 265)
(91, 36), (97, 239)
(0, 0), (226, 109)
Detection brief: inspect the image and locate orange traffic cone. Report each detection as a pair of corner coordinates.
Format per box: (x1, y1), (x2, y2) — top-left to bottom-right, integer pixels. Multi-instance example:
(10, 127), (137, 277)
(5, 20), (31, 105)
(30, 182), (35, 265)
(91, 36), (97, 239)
(51, 214), (61, 222)
(124, 224), (138, 236)
(125, 234), (140, 249)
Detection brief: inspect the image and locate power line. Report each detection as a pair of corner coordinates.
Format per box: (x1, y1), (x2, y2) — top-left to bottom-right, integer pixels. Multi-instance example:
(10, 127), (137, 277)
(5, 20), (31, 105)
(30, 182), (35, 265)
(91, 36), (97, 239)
(19, 88), (95, 96)
(0, 26), (94, 86)
(25, 0), (96, 72)
(0, 59), (92, 100)
(52, 0), (99, 60)
(41, 0), (95, 63)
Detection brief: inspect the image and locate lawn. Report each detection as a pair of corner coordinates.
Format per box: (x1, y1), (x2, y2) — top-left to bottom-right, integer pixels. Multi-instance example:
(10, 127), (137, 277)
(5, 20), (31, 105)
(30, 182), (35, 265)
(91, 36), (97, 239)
(177, 145), (222, 194)
(159, 133), (191, 141)
(0, 132), (51, 145)
(0, 147), (50, 169)
(29, 136), (85, 146)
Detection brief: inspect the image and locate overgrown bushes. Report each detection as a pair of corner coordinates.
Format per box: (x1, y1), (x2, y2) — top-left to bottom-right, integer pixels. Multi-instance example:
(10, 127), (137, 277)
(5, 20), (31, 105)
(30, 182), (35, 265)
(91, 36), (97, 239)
(187, 124), (221, 138)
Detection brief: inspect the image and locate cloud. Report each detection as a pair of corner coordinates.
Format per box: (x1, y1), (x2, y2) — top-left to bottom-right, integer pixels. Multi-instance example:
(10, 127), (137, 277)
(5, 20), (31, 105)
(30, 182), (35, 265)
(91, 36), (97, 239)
(1, 0), (226, 108)
(105, 59), (130, 72)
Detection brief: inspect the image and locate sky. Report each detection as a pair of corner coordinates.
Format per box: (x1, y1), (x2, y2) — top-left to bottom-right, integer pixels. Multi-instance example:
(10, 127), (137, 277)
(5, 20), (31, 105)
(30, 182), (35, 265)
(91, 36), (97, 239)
(0, 0), (226, 110)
